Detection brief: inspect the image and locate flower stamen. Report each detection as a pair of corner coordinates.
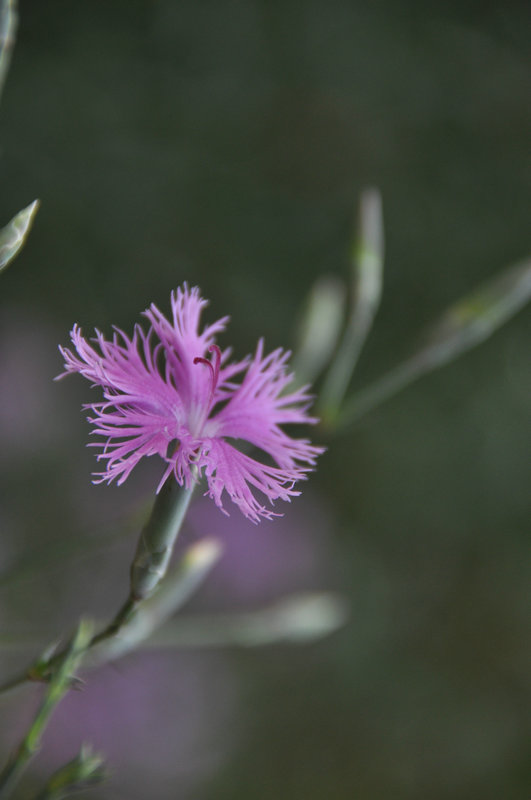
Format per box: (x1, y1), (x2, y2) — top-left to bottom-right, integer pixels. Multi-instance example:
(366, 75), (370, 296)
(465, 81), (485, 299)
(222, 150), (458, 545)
(59, 285), (323, 522)
(193, 344), (221, 408)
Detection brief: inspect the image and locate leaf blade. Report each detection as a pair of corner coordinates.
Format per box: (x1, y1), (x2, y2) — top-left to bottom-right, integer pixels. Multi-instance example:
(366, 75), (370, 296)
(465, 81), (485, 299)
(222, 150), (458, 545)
(0, 199), (40, 273)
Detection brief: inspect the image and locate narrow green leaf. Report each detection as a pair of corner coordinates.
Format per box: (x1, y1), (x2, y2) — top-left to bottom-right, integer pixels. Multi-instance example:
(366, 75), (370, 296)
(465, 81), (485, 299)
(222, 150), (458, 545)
(0, 0), (17, 104)
(420, 256), (531, 365)
(34, 743), (107, 800)
(145, 592), (348, 648)
(0, 199), (39, 273)
(292, 275), (346, 388)
(0, 589), (345, 658)
(319, 188), (384, 421)
(339, 256), (531, 428)
(0, 620), (92, 799)
(92, 537), (223, 664)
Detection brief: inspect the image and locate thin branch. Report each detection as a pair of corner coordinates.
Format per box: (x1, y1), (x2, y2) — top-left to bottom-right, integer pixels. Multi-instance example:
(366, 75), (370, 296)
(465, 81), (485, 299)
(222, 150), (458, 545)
(338, 256), (531, 429)
(0, 481), (197, 694)
(0, 0), (17, 106)
(0, 621), (93, 800)
(319, 188), (384, 422)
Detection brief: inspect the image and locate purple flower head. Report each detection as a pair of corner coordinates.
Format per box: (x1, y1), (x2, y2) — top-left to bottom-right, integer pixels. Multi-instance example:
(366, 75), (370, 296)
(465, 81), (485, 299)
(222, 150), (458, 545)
(58, 285), (324, 522)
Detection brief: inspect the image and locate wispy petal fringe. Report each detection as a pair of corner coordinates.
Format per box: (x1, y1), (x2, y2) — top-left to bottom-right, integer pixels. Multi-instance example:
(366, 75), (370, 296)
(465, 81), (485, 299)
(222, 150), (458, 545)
(58, 285), (324, 522)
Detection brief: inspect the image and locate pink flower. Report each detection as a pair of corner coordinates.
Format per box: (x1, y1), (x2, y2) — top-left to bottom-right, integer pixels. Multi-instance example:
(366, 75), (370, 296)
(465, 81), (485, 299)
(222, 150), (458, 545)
(58, 285), (324, 522)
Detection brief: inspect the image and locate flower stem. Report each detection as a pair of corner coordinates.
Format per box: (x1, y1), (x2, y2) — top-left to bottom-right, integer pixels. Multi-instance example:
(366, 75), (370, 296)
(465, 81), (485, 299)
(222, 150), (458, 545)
(0, 0), (16, 105)
(89, 538), (222, 665)
(0, 671), (28, 695)
(32, 744), (106, 800)
(337, 255), (531, 430)
(17, 479), (197, 681)
(0, 621), (92, 800)
(0, 480), (197, 694)
(336, 357), (423, 428)
(129, 477), (196, 601)
(319, 188), (384, 421)
(88, 478), (196, 647)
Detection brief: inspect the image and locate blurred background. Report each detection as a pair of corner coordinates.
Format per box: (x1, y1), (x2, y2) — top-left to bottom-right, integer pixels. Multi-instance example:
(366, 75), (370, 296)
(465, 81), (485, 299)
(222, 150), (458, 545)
(0, 1), (530, 798)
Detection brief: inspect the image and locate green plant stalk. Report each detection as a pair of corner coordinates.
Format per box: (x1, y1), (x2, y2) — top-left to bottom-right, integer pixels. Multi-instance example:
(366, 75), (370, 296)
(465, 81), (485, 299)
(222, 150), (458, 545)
(0, 199), (40, 273)
(0, 480), (199, 691)
(0, 0), (16, 104)
(336, 356), (426, 426)
(32, 744), (106, 800)
(0, 590), (346, 657)
(129, 476), (196, 601)
(338, 256), (531, 429)
(143, 592), (348, 649)
(0, 621), (92, 800)
(90, 477), (196, 646)
(0, 670), (28, 694)
(319, 188), (384, 421)
(0, 536), (218, 692)
(90, 538), (222, 665)
(291, 275), (346, 388)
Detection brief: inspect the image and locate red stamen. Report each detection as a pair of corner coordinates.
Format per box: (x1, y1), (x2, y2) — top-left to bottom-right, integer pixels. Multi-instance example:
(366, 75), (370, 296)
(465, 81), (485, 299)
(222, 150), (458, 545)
(193, 345), (221, 403)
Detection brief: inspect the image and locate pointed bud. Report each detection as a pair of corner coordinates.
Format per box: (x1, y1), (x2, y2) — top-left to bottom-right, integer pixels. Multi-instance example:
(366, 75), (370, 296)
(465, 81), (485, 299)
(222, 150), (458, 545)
(0, 200), (39, 273)
(40, 743), (107, 797)
(292, 276), (346, 387)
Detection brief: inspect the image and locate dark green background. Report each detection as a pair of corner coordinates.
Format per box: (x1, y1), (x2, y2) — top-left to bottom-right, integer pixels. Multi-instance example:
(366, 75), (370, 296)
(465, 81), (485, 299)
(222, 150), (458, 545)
(0, 1), (529, 798)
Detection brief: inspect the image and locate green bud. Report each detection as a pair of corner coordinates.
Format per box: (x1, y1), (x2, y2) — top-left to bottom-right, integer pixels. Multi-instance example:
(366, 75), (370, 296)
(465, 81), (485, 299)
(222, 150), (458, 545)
(38, 743), (107, 799)
(0, 199), (40, 274)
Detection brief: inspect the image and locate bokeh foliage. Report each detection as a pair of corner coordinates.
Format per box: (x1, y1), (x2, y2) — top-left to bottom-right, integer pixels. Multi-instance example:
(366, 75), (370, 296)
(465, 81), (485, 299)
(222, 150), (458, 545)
(0, 1), (529, 799)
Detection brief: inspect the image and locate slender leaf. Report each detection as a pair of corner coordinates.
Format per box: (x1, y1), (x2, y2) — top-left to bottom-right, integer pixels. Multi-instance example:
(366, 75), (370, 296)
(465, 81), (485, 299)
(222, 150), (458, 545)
(320, 188), (384, 421)
(0, 621), (93, 799)
(145, 592), (348, 648)
(91, 537), (222, 664)
(339, 256), (531, 428)
(0, 199), (39, 274)
(0, 591), (346, 656)
(33, 744), (106, 800)
(291, 275), (346, 388)
(0, 0), (17, 105)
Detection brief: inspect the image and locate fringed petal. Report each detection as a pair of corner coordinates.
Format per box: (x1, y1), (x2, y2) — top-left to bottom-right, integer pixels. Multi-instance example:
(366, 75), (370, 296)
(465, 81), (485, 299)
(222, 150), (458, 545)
(58, 286), (323, 521)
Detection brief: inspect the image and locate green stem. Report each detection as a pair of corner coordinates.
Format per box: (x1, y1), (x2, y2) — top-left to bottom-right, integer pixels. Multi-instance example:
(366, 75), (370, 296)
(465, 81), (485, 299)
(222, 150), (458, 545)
(31, 744), (106, 800)
(2, 480), (198, 686)
(0, 539), (223, 672)
(129, 477), (196, 602)
(319, 189), (384, 418)
(0, 670), (28, 695)
(90, 477), (195, 646)
(143, 592), (348, 649)
(0, 621), (92, 800)
(0, 0), (16, 105)
(337, 356), (424, 428)
(337, 256), (531, 430)
(0, 478), (197, 698)
(90, 538), (222, 665)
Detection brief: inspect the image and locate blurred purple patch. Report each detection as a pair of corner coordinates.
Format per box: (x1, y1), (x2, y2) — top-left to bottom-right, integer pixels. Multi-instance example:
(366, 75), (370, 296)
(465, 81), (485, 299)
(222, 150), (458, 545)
(37, 650), (237, 799)
(187, 492), (336, 610)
